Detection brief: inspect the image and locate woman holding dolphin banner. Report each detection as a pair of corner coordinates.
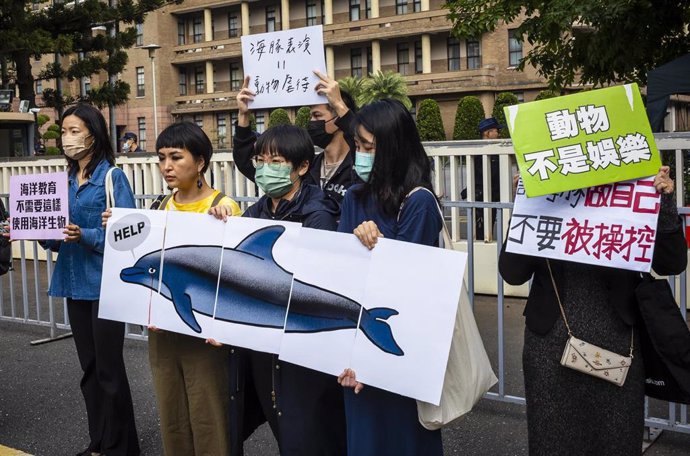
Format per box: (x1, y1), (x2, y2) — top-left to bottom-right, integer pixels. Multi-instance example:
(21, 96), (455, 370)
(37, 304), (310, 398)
(337, 98), (444, 455)
(104, 121), (241, 456)
(227, 124), (345, 456)
(42, 103), (140, 456)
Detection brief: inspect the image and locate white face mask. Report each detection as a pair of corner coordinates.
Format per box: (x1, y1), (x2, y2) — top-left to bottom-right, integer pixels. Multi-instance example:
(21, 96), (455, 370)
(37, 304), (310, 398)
(62, 134), (92, 160)
(122, 141), (131, 152)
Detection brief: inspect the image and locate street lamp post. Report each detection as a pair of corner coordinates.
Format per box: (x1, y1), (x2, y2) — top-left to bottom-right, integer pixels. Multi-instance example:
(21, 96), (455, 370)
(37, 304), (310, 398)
(142, 44), (161, 140)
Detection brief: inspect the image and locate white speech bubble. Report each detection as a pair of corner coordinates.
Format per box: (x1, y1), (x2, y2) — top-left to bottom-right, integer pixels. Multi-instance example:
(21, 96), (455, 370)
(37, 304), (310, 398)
(108, 213), (151, 252)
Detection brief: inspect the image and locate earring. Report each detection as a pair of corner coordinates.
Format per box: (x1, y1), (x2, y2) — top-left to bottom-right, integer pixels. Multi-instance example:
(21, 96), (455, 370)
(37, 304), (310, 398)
(197, 172), (202, 189)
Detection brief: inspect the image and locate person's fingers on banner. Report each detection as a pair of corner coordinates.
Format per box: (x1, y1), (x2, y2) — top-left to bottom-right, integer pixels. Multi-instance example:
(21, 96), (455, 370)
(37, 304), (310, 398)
(63, 223), (81, 243)
(337, 368), (365, 394)
(101, 208), (113, 228)
(354, 220), (383, 250)
(313, 69), (349, 116)
(206, 338), (223, 347)
(236, 75), (255, 115)
(653, 166), (674, 195)
(208, 205), (234, 222)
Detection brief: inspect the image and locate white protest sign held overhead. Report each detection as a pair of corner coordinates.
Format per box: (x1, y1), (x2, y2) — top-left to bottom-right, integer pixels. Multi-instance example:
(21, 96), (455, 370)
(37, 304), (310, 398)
(241, 25), (328, 109)
(100, 210), (468, 404)
(506, 177), (661, 272)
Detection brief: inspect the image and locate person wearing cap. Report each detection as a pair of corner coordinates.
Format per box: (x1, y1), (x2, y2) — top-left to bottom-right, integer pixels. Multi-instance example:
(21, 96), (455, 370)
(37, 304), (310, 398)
(120, 132), (142, 153)
(462, 117), (502, 238)
(478, 117), (501, 140)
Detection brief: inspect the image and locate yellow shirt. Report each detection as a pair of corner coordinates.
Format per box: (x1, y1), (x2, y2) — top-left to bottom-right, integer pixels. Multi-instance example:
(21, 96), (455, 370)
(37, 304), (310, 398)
(165, 189), (242, 215)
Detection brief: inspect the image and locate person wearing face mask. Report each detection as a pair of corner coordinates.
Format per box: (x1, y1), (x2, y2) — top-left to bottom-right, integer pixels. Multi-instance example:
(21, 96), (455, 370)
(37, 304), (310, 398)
(337, 99), (444, 456)
(233, 71), (362, 208)
(119, 132), (142, 153)
(42, 103), (140, 456)
(227, 125), (344, 456)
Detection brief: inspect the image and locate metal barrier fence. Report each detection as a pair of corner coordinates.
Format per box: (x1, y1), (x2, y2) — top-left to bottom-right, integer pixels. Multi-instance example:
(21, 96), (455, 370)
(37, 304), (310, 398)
(0, 134), (688, 438)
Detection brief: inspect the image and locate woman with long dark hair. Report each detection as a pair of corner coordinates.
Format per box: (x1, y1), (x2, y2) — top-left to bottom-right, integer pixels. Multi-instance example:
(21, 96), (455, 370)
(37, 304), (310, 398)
(337, 98), (444, 455)
(44, 103), (139, 456)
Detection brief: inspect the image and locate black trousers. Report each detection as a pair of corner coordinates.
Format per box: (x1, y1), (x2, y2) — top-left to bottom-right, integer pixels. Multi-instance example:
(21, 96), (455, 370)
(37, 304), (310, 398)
(67, 299), (140, 456)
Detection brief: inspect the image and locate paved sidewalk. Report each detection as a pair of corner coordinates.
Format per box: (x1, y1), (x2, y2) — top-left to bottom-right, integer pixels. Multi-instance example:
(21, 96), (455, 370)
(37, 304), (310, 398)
(1, 296), (689, 456)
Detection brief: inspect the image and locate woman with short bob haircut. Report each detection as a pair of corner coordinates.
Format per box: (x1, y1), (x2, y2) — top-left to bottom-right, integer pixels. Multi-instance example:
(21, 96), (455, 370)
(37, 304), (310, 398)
(228, 124), (345, 456)
(150, 121), (241, 456)
(337, 98), (444, 455)
(46, 103), (140, 456)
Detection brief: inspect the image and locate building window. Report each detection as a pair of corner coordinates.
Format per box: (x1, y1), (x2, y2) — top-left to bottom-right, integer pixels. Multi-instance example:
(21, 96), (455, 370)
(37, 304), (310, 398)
(195, 66), (205, 94)
(230, 62), (242, 91)
(351, 48), (362, 78)
(193, 17), (203, 43)
(177, 21), (186, 45)
(447, 37), (460, 71)
(136, 66), (145, 97)
(397, 43), (409, 75)
(414, 41), (423, 74)
(194, 114), (203, 128)
(306, 0), (317, 26)
(514, 92), (524, 103)
(466, 38), (481, 69)
(266, 6), (277, 32)
(349, 0), (360, 21)
(256, 112), (265, 133)
(509, 29), (522, 67)
(84, 77), (91, 93)
(365, 0), (371, 18)
(396, 0), (407, 15)
(366, 46), (372, 76)
(137, 117), (146, 151)
(217, 114), (227, 147)
(135, 22), (143, 47)
(413, 0), (421, 12)
(231, 111), (238, 138)
(179, 70), (187, 96)
(228, 14), (239, 38)
(321, 0), (325, 24)
(36, 80), (43, 94)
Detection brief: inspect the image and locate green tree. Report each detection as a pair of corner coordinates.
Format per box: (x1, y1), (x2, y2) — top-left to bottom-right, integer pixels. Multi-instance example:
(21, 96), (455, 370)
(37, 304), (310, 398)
(445, 0), (690, 88)
(492, 92), (518, 138)
(294, 106), (311, 128)
(453, 96), (484, 140)
(0, 0), (176, 111)
(534, 89), (559, 101)
(360, 70), (412, 109)
(338, 76), (366, 108)
(416, 99), (446, 141)
(268, 108), (292, 128)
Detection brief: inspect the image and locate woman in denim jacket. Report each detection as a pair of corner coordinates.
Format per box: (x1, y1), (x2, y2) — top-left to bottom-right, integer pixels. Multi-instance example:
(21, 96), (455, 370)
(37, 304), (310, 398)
(43, 103), (139, 456)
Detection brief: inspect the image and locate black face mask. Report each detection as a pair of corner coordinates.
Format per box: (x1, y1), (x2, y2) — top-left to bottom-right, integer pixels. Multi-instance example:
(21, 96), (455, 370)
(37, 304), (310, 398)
(307, 120), (336, 149)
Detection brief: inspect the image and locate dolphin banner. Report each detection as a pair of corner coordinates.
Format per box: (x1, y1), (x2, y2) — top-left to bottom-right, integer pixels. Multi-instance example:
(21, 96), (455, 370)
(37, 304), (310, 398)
(100, 208), (467, 405)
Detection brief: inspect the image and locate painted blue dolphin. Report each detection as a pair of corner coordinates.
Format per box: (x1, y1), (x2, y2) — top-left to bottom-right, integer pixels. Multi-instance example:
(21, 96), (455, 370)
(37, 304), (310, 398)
(120, 225), (404, 356)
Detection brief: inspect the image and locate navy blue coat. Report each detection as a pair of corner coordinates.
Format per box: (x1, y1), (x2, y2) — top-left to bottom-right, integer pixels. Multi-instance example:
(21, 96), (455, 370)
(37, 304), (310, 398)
(229, 183), (346, 456)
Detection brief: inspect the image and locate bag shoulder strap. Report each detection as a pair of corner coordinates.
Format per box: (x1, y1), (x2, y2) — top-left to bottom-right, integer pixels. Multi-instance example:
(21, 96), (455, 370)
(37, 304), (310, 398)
(398, 186), (453, 250)
(546, 259), (634, 356)
(104, 167), (116, 209)
(210, 191), (227, 208)
(150, 194), (173, 210)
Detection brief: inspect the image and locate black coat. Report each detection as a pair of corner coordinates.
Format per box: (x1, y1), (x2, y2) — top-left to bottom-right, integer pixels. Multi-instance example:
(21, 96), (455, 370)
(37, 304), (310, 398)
(498, 221), (687, 336)
(232, 112), (362, 208)
(229, 183), (346, 456)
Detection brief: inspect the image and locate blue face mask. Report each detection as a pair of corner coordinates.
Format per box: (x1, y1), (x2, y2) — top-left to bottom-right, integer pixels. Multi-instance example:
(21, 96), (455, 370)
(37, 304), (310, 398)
(354, 151), (375, 182)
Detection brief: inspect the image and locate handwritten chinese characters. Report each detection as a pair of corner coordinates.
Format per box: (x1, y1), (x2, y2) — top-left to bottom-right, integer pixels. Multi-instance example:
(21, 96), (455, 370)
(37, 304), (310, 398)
(506, 177), (660, 272)
(9, 172), (69, 240)
(241, 25), (327, 109)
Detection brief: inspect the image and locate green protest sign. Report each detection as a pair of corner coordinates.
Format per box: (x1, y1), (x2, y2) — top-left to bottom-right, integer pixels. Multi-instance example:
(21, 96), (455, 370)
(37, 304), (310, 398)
(504, 84), (661, 197)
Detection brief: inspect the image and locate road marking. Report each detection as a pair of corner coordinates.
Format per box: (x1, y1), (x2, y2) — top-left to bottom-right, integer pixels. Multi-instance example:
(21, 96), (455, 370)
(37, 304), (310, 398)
(0, 445), (32, 456)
